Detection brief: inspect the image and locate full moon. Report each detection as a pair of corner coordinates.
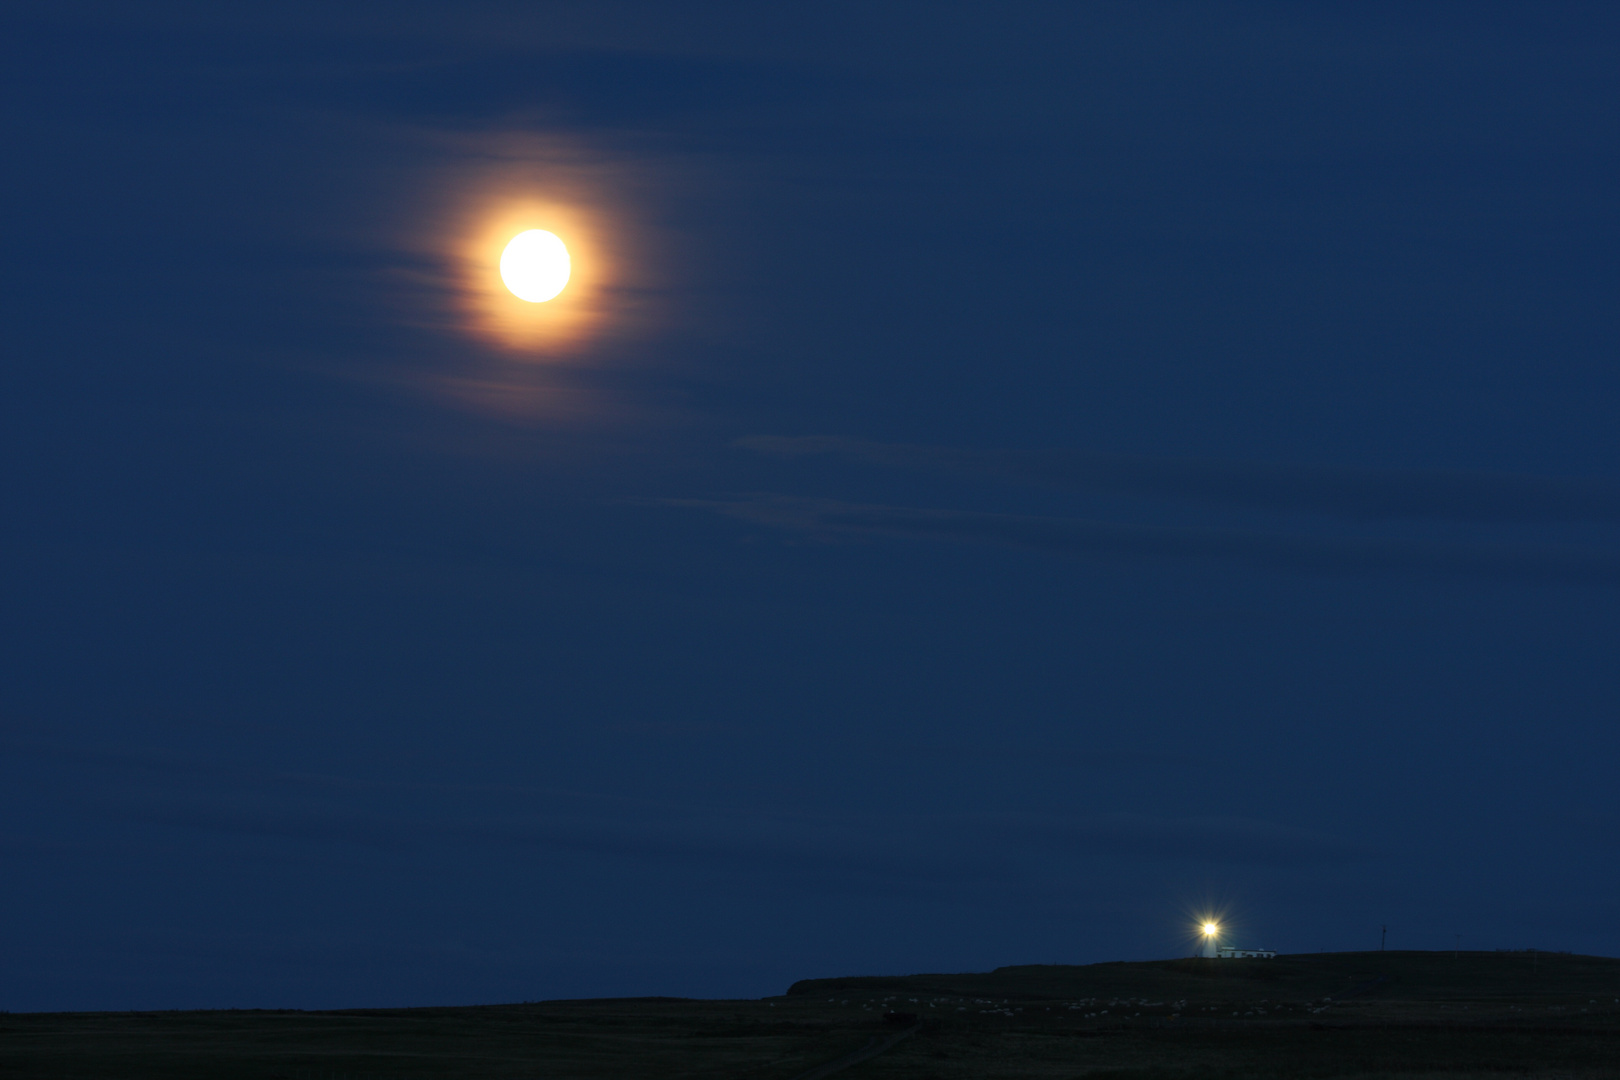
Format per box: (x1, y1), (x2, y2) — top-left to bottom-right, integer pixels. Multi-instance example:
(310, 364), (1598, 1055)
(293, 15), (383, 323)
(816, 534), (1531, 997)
(499, 229), (571, 302)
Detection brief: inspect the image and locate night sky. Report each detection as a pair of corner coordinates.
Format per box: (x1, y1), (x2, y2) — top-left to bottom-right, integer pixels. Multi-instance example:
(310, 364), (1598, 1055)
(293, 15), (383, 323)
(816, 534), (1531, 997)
(3, 3), (1617, 1011)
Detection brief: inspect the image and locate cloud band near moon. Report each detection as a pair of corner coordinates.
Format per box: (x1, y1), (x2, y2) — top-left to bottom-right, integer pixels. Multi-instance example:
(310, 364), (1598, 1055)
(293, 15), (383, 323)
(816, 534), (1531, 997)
(665, 494), (1620, 586)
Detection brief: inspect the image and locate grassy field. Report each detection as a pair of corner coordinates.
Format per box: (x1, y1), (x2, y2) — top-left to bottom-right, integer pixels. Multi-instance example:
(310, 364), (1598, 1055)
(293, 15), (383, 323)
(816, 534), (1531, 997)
(4, 951), (1619, 1079)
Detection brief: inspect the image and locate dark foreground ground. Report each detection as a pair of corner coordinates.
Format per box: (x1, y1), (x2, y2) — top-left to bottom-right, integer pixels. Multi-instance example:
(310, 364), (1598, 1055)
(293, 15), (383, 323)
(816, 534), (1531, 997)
(5, 951), (1620, 1079)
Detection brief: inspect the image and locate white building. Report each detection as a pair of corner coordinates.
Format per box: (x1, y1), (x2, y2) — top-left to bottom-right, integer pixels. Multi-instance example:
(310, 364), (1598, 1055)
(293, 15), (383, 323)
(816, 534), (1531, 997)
(1217, 947), (1276, 959)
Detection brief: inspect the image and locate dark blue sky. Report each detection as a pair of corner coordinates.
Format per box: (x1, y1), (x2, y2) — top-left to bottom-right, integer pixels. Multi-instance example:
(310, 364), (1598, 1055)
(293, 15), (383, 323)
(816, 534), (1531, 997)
(3, 3), (1617, 1010)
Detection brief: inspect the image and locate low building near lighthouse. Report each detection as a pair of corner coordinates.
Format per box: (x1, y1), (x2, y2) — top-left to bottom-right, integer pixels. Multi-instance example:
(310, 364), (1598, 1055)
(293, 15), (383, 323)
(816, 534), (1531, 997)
(1217, 946), (1277, 959)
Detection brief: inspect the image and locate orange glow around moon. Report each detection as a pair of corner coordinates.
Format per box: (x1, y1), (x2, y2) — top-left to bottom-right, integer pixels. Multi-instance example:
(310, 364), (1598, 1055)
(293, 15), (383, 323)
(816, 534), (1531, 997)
(454, 196), (612, 355)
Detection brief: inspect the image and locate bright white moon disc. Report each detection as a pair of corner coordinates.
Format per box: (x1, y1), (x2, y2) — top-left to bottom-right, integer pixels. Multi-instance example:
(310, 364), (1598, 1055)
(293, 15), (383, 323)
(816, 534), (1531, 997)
(499, 230), (570, 302)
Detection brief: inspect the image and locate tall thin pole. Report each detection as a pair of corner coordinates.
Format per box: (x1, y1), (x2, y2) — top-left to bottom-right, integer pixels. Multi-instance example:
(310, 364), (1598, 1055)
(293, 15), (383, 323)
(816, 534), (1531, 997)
(1381, 925), (1387, 951)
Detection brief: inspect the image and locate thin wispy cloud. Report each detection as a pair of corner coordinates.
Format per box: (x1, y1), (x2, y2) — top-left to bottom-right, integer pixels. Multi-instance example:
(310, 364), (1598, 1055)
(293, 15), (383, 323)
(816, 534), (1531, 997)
(2, 741), (1366, 883)
(737, 436), (1620, 525)
(117, 793), (1363, 877)
(670, 495), (1620, 585)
